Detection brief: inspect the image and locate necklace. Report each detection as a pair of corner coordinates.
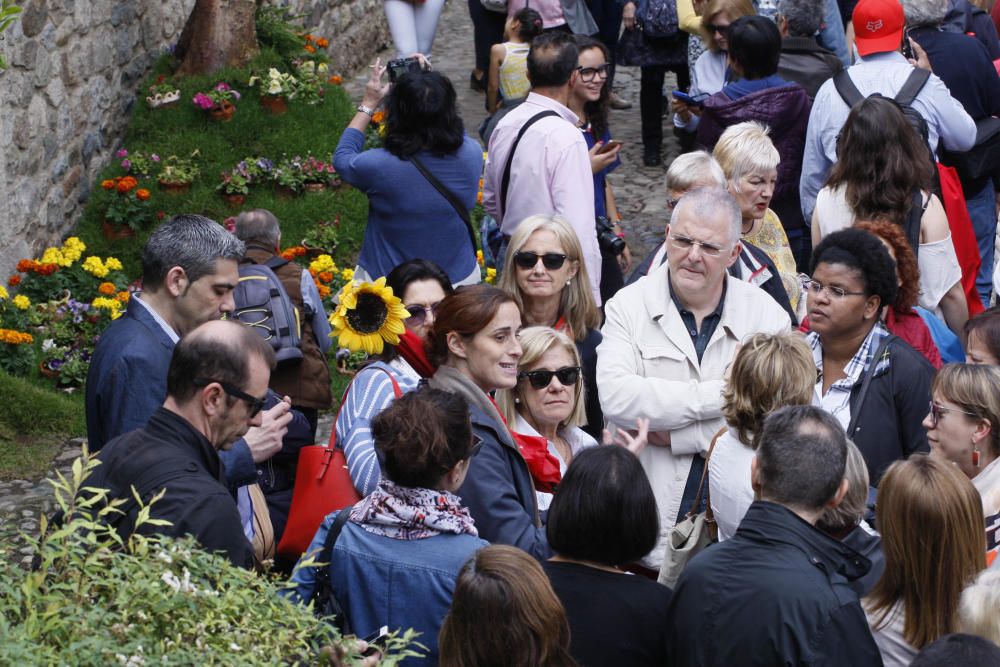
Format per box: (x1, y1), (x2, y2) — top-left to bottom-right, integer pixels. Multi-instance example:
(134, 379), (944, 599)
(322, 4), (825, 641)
(741, 219), (755, 235)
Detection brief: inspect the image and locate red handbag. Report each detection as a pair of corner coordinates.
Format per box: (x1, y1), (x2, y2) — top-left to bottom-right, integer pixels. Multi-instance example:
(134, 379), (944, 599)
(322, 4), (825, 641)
(277, 367), (402, 560)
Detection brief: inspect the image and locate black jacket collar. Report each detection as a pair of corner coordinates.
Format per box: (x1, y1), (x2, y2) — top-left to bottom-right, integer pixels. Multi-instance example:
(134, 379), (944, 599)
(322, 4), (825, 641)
(145, 407), (224, 482)
(781, 35), (833, 54)
(736, 501), (872, 582)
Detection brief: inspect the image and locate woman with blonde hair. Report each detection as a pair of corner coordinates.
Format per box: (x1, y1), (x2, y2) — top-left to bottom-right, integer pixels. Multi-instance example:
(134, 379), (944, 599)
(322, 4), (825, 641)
(924, 363), (1000, 555)
(439, 545), (577, 667)
(865, 455), (986, 665)
(713, 122), (801, 311)
(958, 569), (1000, 644)
(499, 215), (604, 437)
(497, 326), (597, 510)
(708, 331), (815, 539)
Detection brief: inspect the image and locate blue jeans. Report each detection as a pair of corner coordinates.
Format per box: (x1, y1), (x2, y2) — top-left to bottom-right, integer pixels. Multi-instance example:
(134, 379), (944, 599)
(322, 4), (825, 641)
(966, 182), (997, 307)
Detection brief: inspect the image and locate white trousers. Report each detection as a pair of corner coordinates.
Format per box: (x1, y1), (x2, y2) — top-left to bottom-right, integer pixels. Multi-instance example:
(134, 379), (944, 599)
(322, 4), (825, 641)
(383, 0), (447, 57)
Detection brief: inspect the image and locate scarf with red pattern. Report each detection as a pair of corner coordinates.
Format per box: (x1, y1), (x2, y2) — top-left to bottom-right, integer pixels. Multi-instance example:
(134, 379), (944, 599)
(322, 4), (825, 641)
(349, 479), (478, 540)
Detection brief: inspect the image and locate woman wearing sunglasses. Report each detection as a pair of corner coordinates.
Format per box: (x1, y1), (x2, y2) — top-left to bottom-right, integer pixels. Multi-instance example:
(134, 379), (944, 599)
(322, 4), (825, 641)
(805, 228), (934, 486)
(924, 363), (1000, 556)
(428, 285), (553, 559)
(498, 214), (605, 439)
(338, 259), (454, 496)
(289, 388), (488, 666)
(497, 327), (597, 511)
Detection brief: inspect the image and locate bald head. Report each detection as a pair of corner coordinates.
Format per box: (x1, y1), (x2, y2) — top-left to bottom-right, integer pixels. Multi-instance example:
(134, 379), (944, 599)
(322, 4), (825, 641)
(234, 209), (281, 248)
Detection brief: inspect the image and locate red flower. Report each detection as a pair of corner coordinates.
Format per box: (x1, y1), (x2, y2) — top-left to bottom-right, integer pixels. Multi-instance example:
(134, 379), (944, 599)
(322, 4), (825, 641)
(136, 188), (150, 201)
(8, 275), (21, 287)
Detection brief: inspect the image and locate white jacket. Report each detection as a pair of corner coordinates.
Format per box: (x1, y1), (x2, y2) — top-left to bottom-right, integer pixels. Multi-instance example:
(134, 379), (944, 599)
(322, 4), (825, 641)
(597, 264), (791, 568)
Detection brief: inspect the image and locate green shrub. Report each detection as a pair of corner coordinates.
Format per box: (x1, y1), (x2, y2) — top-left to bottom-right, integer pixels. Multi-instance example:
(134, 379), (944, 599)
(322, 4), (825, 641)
(0, 448), (424, 665)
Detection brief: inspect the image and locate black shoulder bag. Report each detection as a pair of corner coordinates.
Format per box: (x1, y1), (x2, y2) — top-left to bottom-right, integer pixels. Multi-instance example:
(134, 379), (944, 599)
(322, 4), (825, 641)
(311, 504), (355, 634)
(408, 154), (479, 256)
(499, 110), (560, 220)
(847, 334), (897, 438)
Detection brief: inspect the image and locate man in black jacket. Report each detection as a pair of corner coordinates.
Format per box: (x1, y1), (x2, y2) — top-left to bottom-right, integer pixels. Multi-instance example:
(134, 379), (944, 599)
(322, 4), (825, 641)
(83, 320), (276, 569)
(777, 0), (843, 99)
(665, 405), (884, 666)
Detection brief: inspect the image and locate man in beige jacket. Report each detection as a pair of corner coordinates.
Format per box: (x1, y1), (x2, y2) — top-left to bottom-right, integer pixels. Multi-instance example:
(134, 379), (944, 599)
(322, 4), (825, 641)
(597, 187), (792, 569)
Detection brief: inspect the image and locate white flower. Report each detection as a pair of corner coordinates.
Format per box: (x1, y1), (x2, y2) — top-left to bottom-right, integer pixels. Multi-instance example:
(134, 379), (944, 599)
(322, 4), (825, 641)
(317, 63), (328, 74)
(267, 81), (283, 95)
(161, 571), (180, 592)
(268, 68), (281, 79)
(248, 75), (259, 87)
(41, 338), (56, 352)
(154, 550), (173, 564)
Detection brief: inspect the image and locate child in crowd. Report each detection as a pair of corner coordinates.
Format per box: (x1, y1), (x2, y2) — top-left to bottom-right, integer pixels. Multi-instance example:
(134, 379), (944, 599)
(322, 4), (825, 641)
(487, 8), (543, 113)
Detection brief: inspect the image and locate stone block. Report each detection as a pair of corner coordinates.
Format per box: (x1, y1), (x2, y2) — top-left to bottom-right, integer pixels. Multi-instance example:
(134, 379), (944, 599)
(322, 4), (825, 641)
(12, 38), (39, 69)
(80, 131), (102, 167)
(44, 75), (65, 107)
(42, 133), (58, 162)
(12, 114), (29, 150)
(110, 0), (136, 28)
(32, 44), (53, 88)
(61, 164), (81, 196)
(20, 0), (49, 39)
(90, 36), (112, 72)
(50, 154), (68, 182)
(114, 22), (140, 66)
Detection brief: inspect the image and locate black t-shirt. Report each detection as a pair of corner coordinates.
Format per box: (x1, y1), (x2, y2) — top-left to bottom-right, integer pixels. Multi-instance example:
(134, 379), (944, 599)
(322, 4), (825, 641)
(543, 560), (672, 667)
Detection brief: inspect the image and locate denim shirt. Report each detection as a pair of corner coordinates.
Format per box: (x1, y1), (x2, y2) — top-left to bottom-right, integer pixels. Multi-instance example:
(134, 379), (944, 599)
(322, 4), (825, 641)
(287, 513), (487, 666)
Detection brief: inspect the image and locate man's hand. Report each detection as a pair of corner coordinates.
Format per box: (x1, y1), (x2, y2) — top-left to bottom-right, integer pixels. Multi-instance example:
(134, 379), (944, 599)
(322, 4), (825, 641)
(617, 243), (633, 273)
(588, 141), (621, 174)
(906, 37), (931, 71)
(244, 397), (293, 463)
(646, 430), (671, 448)
(623, 1), (637, 30)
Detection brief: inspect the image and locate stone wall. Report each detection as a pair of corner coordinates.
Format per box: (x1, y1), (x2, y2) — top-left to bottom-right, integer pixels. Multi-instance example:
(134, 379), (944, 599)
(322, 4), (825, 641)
(0, 0), (388, 281)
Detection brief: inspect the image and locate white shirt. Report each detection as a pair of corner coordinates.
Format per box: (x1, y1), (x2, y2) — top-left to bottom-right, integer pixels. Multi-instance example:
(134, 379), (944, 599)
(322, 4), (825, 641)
(707, 427), (755, 541)
(865, 602), (916, 667)
(515, 414), (597, 511)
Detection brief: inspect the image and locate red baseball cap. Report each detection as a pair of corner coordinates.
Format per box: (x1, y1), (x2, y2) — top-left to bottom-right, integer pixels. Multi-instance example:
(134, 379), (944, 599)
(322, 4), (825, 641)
(852, 0), (905, 57)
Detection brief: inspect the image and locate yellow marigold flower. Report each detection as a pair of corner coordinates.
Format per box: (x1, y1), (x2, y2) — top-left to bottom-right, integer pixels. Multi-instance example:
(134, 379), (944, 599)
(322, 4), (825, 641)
(41, 247), (66, 266)
(309, 254), (336, 274)
(117, 290), (130, 303)
(82, 256), (109, 278)
(485, 267), (497, 284)
(106, 257), (123, 271)
(340, 267), (355, 281)
(92, 297), (123, 319)
(0, 328), (33, 345)
(12, 295), (31, 310)
(476, 250), (484, 267)
(0, 285), (7, 299)
(64, 236), (85, 251)
(98, 282), (116, 295)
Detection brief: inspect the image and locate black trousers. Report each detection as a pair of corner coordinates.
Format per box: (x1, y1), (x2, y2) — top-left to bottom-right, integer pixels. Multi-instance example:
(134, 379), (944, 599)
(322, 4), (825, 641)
(590, 0), (623, 86)
(639, 64), (691, 150)
(467, 0), (507, 73)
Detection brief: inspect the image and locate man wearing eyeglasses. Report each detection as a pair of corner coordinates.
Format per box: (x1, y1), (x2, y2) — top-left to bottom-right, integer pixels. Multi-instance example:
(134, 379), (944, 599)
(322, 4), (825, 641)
(83, 320), (276, 568)
(597, 187), (792, 570)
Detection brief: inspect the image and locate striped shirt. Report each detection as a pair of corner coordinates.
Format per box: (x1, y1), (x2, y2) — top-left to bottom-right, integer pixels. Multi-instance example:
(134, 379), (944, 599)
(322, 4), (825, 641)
(808, 323), (890, 430)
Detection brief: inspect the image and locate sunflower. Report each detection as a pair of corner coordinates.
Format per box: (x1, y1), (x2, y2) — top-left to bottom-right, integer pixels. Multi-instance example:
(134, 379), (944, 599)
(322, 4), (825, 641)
(329, 277), (409, 355)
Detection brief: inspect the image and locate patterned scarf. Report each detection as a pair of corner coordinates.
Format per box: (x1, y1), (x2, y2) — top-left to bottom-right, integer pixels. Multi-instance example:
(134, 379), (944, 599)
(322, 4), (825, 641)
(348, 479), (478, 540)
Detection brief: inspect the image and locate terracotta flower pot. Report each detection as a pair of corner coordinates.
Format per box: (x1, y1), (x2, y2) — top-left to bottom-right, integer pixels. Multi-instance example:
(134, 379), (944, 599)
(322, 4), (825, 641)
(223, 193), (247, 208)
(210, 100), (235, 121)
(158, 180), (191, 195)
(39, 362), (60, 380)
(303, 182), (326, 194)
(301, 240), (334, 258)
(260, 94), (289, 115)
(102, 220), (137, 240)
(275, 185), (299, 199)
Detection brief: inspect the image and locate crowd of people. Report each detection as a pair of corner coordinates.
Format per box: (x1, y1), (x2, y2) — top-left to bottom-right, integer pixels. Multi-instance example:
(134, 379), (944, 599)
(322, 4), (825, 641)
(72, 0), (1000, 662)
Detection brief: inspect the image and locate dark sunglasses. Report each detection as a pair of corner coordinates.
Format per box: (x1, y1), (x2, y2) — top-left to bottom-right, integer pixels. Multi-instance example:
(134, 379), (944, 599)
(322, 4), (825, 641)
(193, 378), (267, 417)
(404, 302), (440, 326)
(706, 22), (730, 35)
(518, 366), (582, 390)
(513, 251), (569, 271)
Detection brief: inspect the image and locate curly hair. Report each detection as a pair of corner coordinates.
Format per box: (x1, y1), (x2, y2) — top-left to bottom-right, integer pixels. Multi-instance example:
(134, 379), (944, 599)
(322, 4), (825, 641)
(855, 219), (919, 312)
(826, 96), (934, 225)
(383, 70), (465, 159)
(810, 227), (899, 308)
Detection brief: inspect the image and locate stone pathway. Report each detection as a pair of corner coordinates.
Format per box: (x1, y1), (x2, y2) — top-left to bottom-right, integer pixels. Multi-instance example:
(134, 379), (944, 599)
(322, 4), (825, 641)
(0, 6), (683, 564)
(342, 0), (684, 262)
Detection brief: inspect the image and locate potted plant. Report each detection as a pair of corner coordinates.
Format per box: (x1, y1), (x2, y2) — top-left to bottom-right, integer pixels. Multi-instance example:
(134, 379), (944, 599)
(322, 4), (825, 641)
(217, 169), (250, 207)
(146, 75), (181, 109)
(157, 153), (200, 194)
(301, 215), (340, 256)
(116, 148), (160, 178)
(292, 61), (328, 106)
(273, 156), (305, 197)
(301, 155), (336, 193)
(192, 82), (241, 121)
(249, 68), (297, 115)
(100, 176), (153, 238)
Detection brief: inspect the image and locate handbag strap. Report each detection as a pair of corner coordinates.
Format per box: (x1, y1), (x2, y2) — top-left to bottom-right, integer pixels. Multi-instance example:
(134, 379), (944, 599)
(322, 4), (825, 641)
(846, 333), (897, 437)
(310, 504), (355, 629)
(499, 110), (559, 219)
(328, 365), (402, 449)
(408, 154), (479, 255)
(686, 426), (727, 519)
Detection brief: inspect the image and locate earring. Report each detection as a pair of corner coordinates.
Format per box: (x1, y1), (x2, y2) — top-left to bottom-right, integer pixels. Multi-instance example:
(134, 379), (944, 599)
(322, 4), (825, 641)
(514, 397), (520, 405)
(566, 280), (571, 286)
(973, 441), (982, 468)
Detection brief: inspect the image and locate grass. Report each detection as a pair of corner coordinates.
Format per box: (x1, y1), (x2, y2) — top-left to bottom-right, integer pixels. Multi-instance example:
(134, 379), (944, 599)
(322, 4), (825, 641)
(0, 371), (86, 480)
(75, 49), (368, 278)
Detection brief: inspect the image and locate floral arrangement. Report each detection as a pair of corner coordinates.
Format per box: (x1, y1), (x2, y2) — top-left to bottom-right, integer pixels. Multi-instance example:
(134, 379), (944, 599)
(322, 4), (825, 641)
(364, 109), (388, 150)
(157, 152), (200, 185)
(302, 33), (330, 58)
(300, 155), (337, 184)
(329, 277), (408, 355)
(101, 176), (153, 231)
(280, 245), (353, 313)
(273, 155), (306, 192)
(217, 169), (250, 196)
(301, 215), (340, 252)
(248, 68), (297, 98)
(147, 75), (180, 108)
(117, 148), (161, 177)
(294, 61), (329, 105)
(192, 82), (241, 110)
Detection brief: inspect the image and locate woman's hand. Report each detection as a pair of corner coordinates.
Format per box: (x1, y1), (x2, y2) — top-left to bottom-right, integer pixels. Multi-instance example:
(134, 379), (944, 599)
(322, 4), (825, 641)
(361, 58), (390, 109)
(623, 2), (637, 31)
(603, 418), (650, 457)
(671, 97), (702, 121)
(588, 141), (621, 174)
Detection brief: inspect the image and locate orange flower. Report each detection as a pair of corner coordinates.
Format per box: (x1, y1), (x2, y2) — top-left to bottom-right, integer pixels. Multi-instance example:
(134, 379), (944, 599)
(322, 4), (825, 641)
(136, 188), (150, 201)
(304, 44), (315, 53)
(98, 282), (116, 295)
(309, 268), (318, 278)
(328, 75), (343, 85)
(316, 37), (329, 48)
(16, 260), (31, 273)
(36, 263), (58, 276)
(281, 250), (295, 261)
(318, 271), (334, 283)
(371, 110), (385, 124)
(7, 275), (20, 287)
(317, 284), (331, 298)
(477, 191), (483, 204)
(304, 33), (315, 43)
(101, 179), (115, 190)
(117, 290), (130, 303)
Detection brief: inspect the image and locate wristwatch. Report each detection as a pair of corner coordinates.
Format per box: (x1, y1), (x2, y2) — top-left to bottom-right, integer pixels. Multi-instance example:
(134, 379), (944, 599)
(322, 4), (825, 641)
(356, 104), (375, 117)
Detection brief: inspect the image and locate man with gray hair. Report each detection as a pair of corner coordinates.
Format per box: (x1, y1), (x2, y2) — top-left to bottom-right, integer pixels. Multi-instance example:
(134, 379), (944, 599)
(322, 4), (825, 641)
(776, 0), (842, 98)
(665, 405), (882, 666)
(85, 214), (292, 490)
(597, 187), (791, 570)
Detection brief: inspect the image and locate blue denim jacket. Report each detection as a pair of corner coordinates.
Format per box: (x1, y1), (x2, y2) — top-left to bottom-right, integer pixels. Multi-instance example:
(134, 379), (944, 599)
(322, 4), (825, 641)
(288, 513), (487, 665)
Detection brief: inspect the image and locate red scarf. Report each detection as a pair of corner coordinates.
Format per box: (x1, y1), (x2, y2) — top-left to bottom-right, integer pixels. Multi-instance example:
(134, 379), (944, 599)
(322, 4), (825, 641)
(396, 330), (437, 378)
(487, 397), (562, 493)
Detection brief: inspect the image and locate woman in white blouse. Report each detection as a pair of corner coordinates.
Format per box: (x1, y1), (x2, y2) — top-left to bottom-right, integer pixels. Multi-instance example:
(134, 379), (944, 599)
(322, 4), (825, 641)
(707, 331), (815, 540)
(810, 95), (968, 336)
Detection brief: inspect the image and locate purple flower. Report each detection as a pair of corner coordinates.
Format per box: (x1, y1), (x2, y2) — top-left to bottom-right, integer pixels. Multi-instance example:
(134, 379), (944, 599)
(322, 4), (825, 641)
(116, 149), (128, 158)
(257, 158), (274, 171)
(121, 159), (131, 170)
(193, 92), (214, 110)
(152, 154), (160, 162)
(230, 90), (241, 101)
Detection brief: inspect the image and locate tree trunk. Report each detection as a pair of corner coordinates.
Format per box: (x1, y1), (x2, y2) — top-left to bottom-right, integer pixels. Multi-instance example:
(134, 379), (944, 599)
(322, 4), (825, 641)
(175, 0), (258, 76)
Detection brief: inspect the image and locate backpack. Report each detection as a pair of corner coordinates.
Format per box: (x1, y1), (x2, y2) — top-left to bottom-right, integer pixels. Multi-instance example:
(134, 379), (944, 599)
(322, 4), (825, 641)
(232, 256), (304, 366)
(832, 68), (932, 153)
(636, 0), (680, 39)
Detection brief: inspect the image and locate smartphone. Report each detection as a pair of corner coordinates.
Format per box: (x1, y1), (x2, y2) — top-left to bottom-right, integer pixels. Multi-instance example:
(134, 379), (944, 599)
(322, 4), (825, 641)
(361, 626), (390, 657)
(671, 90), (709, 108)
(598, 139), (623, 154)
(387, 57), (423, 83)
(901, 29), (914, 60)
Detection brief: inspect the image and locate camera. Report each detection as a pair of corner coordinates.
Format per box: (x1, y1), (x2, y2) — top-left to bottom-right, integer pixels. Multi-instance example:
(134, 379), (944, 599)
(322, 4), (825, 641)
(596, 216), (626, 256)
(387, 57), (424, 83)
